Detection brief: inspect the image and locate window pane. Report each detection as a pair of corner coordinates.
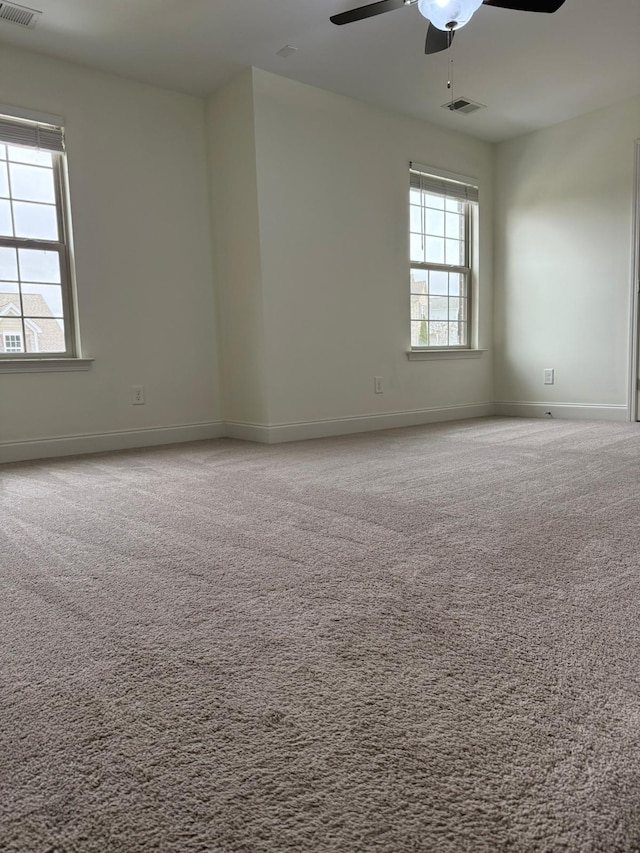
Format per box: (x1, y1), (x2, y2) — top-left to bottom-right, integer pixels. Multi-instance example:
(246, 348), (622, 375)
(445, 197), (463, 213)
(410, 234), (424, 263)
(425, 208), (444, 236)
(429, 270), (448, 295)
(0, 144), (6, 160)
(425, 236), (444, 264)
(445, 238), (464, 265)
(446, 212), (463, 239)
(0, 161), (8, 197)
(450, 322), (467, 346)
(425, 192), (445, 210)
(410, 205), (422, 232)
(417, 317), (429, 346)
(0, 283), (20, 310)
(410, 269), (428, 294)
(7, 146), (52, 167)
(0, 198), (13, 236)
(448, 297), (461, 321)
(22, 283), (63, 318)
(411, 294), (428, 320)
(410, 187), (421, 205)
(411, 320), (430, 347)
(449, 274), (464, 296)
(9, 163), (56, 204)
(18, 249), (61, 283)
(429, 296), (448, 321)
(0, 247), (18, 280)
(428, 322), (448, 346)
(24, 317), (65, 353)
(0, 318), (24, 352)
(12, 201), (58, 240)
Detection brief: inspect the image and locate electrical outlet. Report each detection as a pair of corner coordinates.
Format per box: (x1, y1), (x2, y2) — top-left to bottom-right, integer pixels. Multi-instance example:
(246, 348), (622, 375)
(131, 385), (145, 405)
(543, 368), (554, 385)
(374, 376), (383, 394)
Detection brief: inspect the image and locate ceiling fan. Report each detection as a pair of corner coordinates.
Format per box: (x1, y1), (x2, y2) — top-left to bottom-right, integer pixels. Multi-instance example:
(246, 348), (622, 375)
(330, 0), (567, 54)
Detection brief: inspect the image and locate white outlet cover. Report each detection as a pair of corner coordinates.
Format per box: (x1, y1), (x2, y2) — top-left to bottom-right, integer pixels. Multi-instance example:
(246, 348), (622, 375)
(131, 385), (145, 404)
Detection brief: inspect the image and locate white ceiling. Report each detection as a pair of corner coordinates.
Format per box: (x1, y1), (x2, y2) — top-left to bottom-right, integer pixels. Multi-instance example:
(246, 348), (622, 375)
(0, 0), (639, 142)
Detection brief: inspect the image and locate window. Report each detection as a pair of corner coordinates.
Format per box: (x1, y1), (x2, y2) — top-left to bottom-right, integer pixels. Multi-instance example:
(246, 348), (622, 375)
(409, 163), (478, 349)
(3, 331), (23, 353)
(0, 113), (76, 359)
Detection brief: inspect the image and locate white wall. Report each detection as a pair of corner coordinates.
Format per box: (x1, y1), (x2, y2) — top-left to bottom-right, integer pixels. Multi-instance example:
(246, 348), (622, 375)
(494, 95), (640, 420)
(0, 46), (221, 461)
(219, 68), (494, 437)
(207, 71), (268, 427)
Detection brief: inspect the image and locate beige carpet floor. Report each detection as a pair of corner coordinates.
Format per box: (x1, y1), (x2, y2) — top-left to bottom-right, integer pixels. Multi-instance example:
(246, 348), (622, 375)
(2, 417), (640, 852)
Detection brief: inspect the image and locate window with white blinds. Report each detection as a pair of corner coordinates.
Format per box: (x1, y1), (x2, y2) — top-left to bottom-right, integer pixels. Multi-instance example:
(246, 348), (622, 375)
(409, 163), (478, 349)
(0, 112), (77, 358)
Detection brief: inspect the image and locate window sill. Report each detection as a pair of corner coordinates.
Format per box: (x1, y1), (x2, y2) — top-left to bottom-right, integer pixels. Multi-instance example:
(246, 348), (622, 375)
(407, 348), (487, 361)
(0, 357), (94, 374)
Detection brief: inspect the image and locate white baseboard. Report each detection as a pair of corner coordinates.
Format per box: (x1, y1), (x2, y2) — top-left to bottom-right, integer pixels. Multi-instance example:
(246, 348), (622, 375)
(494, 401), (630, 422)
(225, 402), (495, 444)
(3, 400), (629, 464)
(224, 421), (273, 443)
(0, 421), (226, 464)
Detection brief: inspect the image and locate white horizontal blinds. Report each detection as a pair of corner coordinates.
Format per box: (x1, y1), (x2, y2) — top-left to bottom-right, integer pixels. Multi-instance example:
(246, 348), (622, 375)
(0, 116), (64, 152)
(409, 163), (478, 203)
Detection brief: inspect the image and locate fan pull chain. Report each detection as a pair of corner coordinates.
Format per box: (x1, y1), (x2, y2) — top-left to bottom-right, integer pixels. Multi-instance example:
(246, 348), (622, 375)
(447, 27), (454, 108)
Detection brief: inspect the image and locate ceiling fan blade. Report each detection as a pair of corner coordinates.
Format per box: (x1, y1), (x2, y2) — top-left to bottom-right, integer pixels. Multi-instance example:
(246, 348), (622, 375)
(482, 0), (566, 12)
(330, 0), (406, 26)
(425, 23), (454, 54)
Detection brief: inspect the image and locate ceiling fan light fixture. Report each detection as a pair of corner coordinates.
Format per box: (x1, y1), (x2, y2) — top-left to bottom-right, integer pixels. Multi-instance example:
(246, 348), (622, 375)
(417, 0), (483, 30)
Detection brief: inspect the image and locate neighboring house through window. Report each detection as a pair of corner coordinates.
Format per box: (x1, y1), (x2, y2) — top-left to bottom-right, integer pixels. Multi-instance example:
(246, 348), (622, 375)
(409, 163), (478, 349)
(0, 112), (76, 358)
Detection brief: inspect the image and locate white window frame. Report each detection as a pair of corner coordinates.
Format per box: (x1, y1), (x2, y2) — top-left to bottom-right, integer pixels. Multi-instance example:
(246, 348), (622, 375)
(409, 163), (479, 353)
(0, 110), (77, 361)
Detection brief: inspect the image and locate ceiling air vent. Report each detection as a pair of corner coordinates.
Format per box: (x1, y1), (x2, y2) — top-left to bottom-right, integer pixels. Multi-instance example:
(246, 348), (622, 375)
(441, 97), (486, 115)
(0, 2), (41, 28)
